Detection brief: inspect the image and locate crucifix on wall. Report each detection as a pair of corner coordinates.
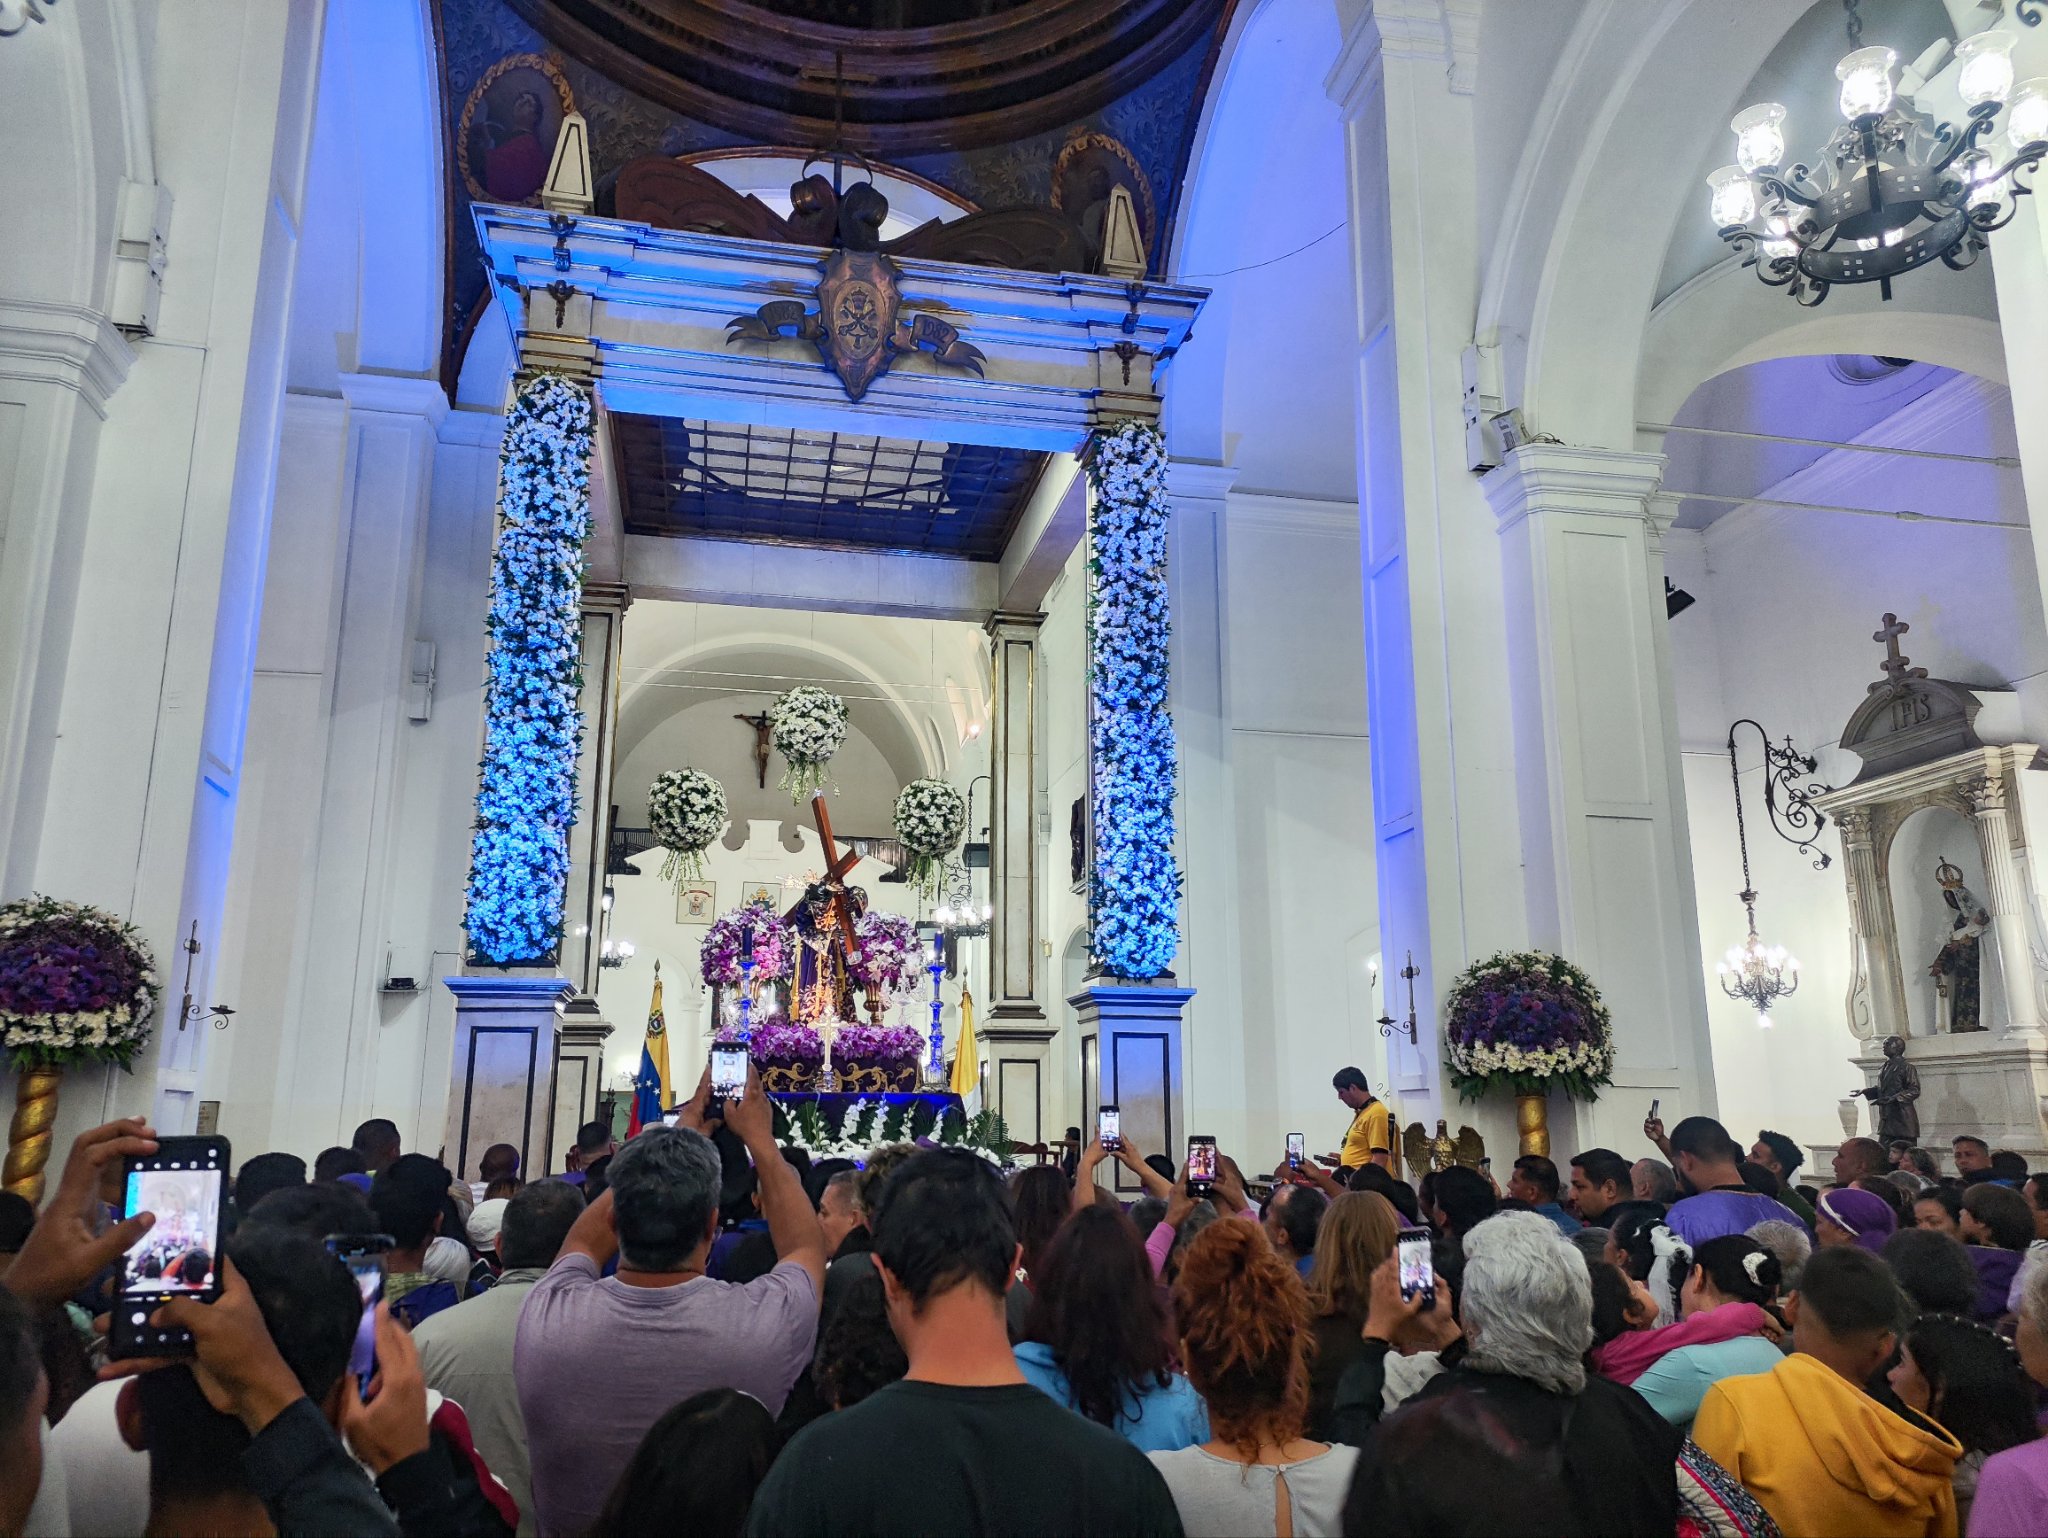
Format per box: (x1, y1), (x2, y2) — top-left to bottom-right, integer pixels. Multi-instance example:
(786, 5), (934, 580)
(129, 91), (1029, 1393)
(734, 711), (773, 789)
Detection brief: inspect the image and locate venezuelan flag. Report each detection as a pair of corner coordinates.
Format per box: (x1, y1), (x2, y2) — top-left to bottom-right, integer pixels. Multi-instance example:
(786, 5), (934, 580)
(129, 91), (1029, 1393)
(627, 962), (671, 1137)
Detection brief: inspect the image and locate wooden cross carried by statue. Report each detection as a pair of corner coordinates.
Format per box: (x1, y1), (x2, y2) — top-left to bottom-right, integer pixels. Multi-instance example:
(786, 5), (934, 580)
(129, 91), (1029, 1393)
(785, 793), (865, 964)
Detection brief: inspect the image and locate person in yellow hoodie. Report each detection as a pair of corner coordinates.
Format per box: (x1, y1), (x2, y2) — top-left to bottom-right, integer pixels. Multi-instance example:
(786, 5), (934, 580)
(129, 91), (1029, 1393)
(1694, 1245), (1963, 1538)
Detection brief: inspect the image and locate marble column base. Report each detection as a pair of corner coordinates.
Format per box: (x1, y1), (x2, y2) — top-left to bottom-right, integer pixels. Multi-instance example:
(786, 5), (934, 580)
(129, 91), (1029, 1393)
(1069, 981), (1192, 1197)
(442, 974), (573, 1186)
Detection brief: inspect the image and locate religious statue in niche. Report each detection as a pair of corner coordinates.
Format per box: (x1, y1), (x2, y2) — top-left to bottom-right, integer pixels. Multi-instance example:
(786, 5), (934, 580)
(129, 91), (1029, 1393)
(1852, 1034), (1921, 1143)
(1930, 856), (1992, 1033)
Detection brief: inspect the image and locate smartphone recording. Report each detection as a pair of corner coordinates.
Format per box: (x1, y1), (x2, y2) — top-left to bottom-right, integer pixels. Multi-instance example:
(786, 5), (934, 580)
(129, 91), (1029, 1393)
(121, 1166), (223, 1296)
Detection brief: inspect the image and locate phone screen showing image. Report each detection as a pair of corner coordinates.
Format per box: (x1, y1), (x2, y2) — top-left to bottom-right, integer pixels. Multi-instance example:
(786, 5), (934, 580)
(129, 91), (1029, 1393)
(1286, 1132), (1305, 1169)
(338, 1248), (387, 1398)
(711, 1046), (748, 1104)
(111, 1136), (229, 1359)
(1397, 1231), (1434, 1303)
(1098, 1107), (1120, 1151)
(1187, 1136), (1218, 1190)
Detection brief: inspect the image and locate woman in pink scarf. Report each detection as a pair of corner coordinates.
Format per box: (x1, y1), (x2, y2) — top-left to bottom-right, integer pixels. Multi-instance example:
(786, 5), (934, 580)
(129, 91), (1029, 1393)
(1593, 1235), (1787, 1430)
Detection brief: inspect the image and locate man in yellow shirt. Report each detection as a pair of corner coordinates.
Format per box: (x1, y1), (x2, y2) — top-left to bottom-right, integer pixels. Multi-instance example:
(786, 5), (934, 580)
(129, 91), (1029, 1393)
(1332, 1067), (1392, 1171)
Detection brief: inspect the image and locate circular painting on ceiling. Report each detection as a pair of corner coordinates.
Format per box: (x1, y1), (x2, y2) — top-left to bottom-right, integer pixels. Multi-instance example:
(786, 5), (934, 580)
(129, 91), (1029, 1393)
(458, 53), (576, 206)
(1052, 132), (1155, 260)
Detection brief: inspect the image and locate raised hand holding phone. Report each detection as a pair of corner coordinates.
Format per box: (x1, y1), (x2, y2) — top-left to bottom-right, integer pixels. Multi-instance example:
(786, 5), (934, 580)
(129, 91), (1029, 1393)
(4, 1116), (159, 1310)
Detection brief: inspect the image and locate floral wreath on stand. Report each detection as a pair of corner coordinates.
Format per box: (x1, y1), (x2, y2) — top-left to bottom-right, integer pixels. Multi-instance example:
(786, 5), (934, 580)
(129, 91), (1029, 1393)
(699, 899), (795, 989)
(769, 687), (849, 802)
(0, 897), (161, 1070)
(892, 779), (966, 901)
(847, 911), (924, 998)
(647, 768), (728, 887)
(1442, 950), (1616, 1101)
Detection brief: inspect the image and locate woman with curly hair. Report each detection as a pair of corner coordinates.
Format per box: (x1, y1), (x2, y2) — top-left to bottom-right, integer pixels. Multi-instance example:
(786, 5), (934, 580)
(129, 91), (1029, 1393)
(1148, 1218), (1356, 1535)
(1302, 1191), (1400, 1437)
(1016, 1204), (1208, 1450)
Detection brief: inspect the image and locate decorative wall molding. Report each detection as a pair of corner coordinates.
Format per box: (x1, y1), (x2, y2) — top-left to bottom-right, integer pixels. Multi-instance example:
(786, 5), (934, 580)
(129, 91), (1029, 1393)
(1482, 444), (1667, 535)
(0, 300), (136, 418)
(337, 371), (451, 427)
(1224, 490), (1358, 538)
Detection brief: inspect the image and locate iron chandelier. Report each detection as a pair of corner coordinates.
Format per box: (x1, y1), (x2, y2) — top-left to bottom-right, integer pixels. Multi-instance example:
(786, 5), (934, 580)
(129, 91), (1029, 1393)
(1708, 2), (2048, 306)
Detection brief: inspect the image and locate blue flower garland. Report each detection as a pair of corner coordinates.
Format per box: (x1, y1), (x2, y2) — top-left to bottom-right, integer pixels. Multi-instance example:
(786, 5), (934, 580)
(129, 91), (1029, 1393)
(463, 374), (594, 965)
(1086, 420), (1181, 979)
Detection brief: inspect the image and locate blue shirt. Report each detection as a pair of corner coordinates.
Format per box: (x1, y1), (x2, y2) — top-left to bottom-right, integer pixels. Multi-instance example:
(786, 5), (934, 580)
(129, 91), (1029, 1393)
(1534, 1201), (1582, 1236)
(1295, 1254), (1316, 1278)
(1013, 1341), (1210, 1452)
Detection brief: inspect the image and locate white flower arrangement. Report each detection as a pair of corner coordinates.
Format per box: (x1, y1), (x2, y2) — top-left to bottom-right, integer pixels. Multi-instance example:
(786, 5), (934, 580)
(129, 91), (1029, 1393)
(1442, 949), (1616, 1102)
(1086, 420), (1180, 980)
(464, 374), (593, 965)
(892, 779), (967, 899)
(0, 896), (161, 1070)
(648, 768), (728, 886)
(769, 686), (849, 802)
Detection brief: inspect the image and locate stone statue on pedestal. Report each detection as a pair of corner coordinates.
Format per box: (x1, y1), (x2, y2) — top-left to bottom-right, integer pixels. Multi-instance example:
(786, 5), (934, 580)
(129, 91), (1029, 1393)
(1930, 857), (1991, 1034)
(1853, 1034), (1921, 1143)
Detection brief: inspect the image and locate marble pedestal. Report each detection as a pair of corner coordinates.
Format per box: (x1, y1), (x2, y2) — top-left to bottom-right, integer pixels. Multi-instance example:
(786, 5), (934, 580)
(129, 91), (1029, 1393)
(1809, 1031), (2048, 1176)
(553, 1000), (615, 1174)
(442, 974), (574, 1186)
(1070, 981), (1192, 1197)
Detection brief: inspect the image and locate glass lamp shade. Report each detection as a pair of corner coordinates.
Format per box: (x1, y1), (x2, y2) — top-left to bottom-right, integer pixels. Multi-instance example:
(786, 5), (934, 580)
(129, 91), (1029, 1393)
(1708, 165), (1758, 227)
(1732, 102), (1788, 173)
(2011, 79), (2048, 150)
(1837, 45), (1899, 119)
(1956, 31), (2016, 108)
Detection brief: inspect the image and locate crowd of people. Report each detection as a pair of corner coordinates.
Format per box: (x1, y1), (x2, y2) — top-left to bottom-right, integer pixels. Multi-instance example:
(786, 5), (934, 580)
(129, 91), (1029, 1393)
(1, 1064), (2046, 1537)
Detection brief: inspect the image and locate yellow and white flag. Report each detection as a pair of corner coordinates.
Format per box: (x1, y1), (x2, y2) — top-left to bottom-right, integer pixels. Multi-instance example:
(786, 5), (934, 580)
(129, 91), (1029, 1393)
(950, 985), (982, 1114)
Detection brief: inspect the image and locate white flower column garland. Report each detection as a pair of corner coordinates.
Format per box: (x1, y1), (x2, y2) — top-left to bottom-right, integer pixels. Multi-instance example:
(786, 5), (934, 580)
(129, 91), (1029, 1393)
(463, 374), (594, 965)
(893, 778), (967, 899)
(770, 686), (849, 802)
(648, 768), (729, 887)
(1086, 419), (1180, 979)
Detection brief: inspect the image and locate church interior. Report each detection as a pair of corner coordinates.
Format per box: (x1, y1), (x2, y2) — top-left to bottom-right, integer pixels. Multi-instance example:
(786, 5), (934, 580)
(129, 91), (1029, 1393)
(6, 0), (2048, 1192)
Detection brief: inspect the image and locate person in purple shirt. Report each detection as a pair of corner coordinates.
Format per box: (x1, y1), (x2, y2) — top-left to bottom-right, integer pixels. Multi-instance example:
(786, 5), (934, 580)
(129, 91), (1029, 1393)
(1647, 1114), (1804, 1246)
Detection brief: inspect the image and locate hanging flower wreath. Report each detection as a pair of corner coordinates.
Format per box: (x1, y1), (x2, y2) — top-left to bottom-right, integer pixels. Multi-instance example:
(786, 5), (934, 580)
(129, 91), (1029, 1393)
(1443, 950), (1617, 1102)
(847, 911), (924, 997)
(892, 779), (967, 899)
(463, 373), (593, 965)
(769, 686), (849, 802)
(0, 896), (161, 1071)
(648, 768), (728, 887)
(700, 899), (795, 988)
(1086, 419), (1180, 979)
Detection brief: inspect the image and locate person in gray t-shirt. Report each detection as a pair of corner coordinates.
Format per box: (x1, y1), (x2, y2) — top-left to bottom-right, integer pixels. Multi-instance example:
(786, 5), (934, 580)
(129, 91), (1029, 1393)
(515, 1065), (826, 1537)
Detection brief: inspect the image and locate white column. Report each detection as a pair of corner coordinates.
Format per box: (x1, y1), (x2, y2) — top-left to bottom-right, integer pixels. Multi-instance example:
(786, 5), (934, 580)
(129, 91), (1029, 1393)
(1482, 444), (1716, 1144)
(986, 612), (1047, 1024)
(1835, 805), (1906, 1045)
(1968, 771), (2043, 1041)
(1327, 7), (1529, 1136)
(563, 581), (630, 997)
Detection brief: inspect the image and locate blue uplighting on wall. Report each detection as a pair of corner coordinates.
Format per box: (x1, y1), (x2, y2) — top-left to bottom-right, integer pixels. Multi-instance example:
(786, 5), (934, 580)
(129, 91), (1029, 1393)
(463, 374), (593, 965)
(1087, 419), (1181, 979)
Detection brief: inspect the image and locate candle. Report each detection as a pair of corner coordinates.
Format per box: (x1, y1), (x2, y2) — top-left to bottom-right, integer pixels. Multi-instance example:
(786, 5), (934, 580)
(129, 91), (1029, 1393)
(741, 922), (754, 962)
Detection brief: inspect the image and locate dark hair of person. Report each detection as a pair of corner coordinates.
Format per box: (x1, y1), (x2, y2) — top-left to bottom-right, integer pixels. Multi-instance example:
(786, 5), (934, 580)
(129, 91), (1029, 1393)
(1952, 1135), (1990, 1153)
(1570, 1148), (1632, 1196)
(1143, 1153), (1177, 1186)
(1901, 1314), (2040, 1458)
(1268, 1184), (1327, 1257)
(1606, 1204), (1673, 1284)
(1988, 1150), (2029, 1182)
(499, 1179), (585, 1269)
(1737, 1162), (1781, 1200)
(1915, 1184), (1962, 1223)
(484, 1176), (523, 1201)
(1852, 1175), (1908, 1224)
(1798, 1244), (1904, 1340)
(349, 1118), (401, 1163)
(1691, 1234), (1780, 1306)
(1346, 1162), (1420, 1224)
(1668, 1116), (1741, 1164)
(312, 1146), (366, 1182)
(582, 1153), (614, 1205)
(1009, 1164), (1072, 1277)
(1173, 1217), (1312, 1463)
(1512, 1155), (1561, 1200)
(1341, 1386), (1578, 1538)
(135, 1227), (362, 1500)
(588, 1388), (779, 1538)
(369, 1154), (451, 1251)
(0, 1191), (33, 1253)
(576, 1120), (614, 1154)
(1756, 1131), (1804, 1177)
(803, 1156), (859, 1209)
(0, 1286), (37, 1445)
(478, 1143), (520, 1183)
(1963, 1182), (2035, 1251)
(872, 1148), (1016, 1307)
(2027, 1172), (2048, 1212)
(244, 1179), (377, 1239)
(1021, 1204), (1172, 1428)
(1431, 1165), (1496, 1235)
(1331, 1066), (1370, 1094)
(231, 1152), (306, 1216)
(1882, 1228), (1979, 1317)
(811, 1270), (908, 1410)
(1586, 1257), (1640, 1350)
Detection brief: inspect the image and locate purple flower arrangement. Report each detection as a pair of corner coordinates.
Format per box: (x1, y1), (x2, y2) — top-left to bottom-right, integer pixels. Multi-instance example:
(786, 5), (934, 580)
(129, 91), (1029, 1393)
(700, 899), (794, 988)
(832, 1023), (924, 1067)
(846, 912), (923, 997)
(0, 896), (161, 1070)
(746, 1018), (825, 1070)
(1442, 950), (1615, 1102)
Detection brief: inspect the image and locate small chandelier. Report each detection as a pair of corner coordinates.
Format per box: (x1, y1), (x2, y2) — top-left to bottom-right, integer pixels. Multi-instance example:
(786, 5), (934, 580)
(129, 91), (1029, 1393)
(1717, 721), (1835, 1027)
(1707, 2), (2048, 306)
(931, 860), (990, 939)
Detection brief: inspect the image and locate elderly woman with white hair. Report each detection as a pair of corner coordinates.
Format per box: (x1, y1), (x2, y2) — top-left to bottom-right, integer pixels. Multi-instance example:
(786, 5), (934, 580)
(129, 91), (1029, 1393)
(1354, 1212), (1683, 1537)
